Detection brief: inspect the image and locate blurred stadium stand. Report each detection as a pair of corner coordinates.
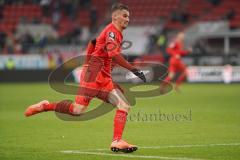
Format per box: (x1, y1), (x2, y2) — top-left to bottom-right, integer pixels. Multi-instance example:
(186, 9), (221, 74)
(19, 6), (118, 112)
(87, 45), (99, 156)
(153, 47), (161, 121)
(1, 0), (240, 82)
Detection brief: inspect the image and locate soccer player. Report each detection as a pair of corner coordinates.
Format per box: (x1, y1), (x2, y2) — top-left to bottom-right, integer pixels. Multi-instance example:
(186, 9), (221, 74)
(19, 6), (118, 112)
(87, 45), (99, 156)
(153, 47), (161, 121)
(24, 3), (146, 153)
(161, 32), (192, 92)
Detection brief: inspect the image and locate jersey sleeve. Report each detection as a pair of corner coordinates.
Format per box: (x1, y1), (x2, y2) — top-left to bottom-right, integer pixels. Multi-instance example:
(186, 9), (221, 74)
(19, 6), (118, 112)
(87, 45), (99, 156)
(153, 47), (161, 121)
(177, 42), (188, 56)
(105, 31), (121, 57)
(179, 48), (188, 56)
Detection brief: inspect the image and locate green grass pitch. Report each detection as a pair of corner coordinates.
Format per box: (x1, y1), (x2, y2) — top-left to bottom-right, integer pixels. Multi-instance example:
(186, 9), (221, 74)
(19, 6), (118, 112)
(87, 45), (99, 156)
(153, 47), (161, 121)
(0, 83), (240, 160)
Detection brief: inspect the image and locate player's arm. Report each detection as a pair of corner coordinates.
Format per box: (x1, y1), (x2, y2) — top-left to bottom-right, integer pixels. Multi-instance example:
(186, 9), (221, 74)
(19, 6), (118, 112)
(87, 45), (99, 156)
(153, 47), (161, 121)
(177, 42), (191, 56)
(179, 47), (192, 56)
(105, 31), (146, 82)
(105, 31), (135, 71)
(113, 54), (135, 71)
(113, 54), (146, 82)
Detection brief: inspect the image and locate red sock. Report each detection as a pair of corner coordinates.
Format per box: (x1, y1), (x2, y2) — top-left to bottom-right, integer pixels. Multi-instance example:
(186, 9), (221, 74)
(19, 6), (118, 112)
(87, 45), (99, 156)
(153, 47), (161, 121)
(113, 109), (128, 141)
(164, 76), (172, 82)
(161, 76), (172, 89)
(43, 100), (74, 115)
(43, 103), (57, 111)
(176, 72), (186, 86)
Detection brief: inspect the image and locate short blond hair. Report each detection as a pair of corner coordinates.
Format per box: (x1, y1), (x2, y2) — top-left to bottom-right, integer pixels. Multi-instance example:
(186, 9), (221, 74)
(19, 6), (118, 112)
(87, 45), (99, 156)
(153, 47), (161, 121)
(111, 3), (129, 14)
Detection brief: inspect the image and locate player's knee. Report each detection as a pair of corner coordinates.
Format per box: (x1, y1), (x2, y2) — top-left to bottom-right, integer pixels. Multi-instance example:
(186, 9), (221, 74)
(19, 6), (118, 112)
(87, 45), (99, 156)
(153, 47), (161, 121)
(169, 72), (175, 79)
(72, 103), (87, 115)
(118, 102), (131, 113)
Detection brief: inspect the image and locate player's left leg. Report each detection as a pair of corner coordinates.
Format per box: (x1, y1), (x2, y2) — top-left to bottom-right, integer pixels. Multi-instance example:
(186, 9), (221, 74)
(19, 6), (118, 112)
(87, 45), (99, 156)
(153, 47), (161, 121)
(107, 88), (137, 153)
(176, 69), (187, 86)
(175, 62), (187, 91)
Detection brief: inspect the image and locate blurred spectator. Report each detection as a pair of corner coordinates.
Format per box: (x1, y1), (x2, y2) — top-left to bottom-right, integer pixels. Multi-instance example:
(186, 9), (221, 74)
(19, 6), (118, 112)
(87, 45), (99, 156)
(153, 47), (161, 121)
(4, 58), (15, 70)
(156, 32), (168, 56)
(40, 0), (51, 17)
(146, 34), (158, 53)
(31, 17), (41, 24)
(89, 6), (98, 33)
(61, 0), (72, 16)
(48, 54), (57, 69)
(4, 32), (16, 54)
(70, 27), (82, 44)
(52, 1), (61, 29)
(79, 0), (91, 9)
(223, 8), (235, 20)
(0, 32), (7, 52)
(15, 39), (23, 54)
(57, 54), (64, 66)
(0, 1), (4, 20)
(71, 0), (79, 19)
(180, 11), (189, 24)
(36, 33), (48, 54)
(19, 16), (28, 25)
(208, 0), (221, 6)
(19, 0), (32, 4)
(20, 32), (34, 53)
(61, 0), (75, 19)
(5, 0), (14, 5)
(171, 10), (189, 24)
(171, 10), (178, 22)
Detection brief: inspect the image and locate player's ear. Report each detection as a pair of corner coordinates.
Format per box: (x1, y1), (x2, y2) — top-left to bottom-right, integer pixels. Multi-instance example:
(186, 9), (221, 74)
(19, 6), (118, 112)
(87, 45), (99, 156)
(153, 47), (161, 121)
(112, 12), (115, 20)
(112, 11), (119, 21)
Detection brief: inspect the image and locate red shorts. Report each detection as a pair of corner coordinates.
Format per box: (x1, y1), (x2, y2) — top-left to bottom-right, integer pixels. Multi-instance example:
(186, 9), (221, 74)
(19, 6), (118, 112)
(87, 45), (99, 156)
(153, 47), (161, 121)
(75, 80), (114, 106)
(75, 66), (124, 106)
(169, 58), (186, 73)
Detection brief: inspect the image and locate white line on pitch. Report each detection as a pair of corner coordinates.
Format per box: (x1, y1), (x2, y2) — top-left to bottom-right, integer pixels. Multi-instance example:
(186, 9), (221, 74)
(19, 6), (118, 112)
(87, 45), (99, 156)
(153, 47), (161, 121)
(140, 143), (240, 149)
(61, 150), (204, 160)
(92, 142), (240, 151)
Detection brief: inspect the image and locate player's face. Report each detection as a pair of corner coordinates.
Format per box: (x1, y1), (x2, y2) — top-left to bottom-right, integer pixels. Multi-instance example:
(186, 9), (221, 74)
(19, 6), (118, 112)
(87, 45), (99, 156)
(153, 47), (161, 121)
(178, 32), (185, 41)
(117, 10), (130, 30)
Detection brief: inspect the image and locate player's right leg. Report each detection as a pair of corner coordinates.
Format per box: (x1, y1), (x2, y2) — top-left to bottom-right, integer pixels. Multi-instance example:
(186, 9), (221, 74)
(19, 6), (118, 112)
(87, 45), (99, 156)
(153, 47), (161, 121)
(24, 99), (88, 117)
(163, 71), (175, 82)
(24, 100), (50, 117)
(160, 71), (175, 94)
(160, 58), (176, 93)
(25, 77), (96, 117)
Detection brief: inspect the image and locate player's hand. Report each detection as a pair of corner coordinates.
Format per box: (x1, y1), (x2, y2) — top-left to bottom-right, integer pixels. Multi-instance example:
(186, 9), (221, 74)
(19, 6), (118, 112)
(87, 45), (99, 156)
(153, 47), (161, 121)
(131, 69), (146, 82)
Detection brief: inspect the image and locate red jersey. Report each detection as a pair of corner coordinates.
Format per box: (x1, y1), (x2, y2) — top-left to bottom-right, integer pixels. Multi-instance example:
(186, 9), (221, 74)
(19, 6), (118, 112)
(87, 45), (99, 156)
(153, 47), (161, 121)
(167, 41), (188, 60)
(92, 23), (123, 77)
(84, 38), (118, 71)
